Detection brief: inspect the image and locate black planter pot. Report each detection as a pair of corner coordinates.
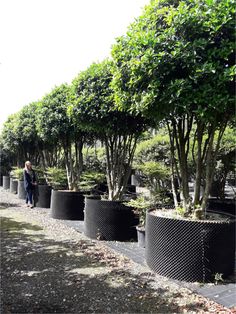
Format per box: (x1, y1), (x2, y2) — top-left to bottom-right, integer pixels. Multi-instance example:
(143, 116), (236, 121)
(18, 180), (26, 199)
(228, 178), (236, 186)
(146, 209), (235, 282)
(126, 185), (136, 193)
(50, 190), (85, 220)
(209, 181), (222, 198)
(3, 176), (10, 190)
(207, 198), (236, 216)
(136, 226), (145, 248)
(84, 196), (138, 241)
(34, 185), (52, 208)
(10, 178), (18, 194)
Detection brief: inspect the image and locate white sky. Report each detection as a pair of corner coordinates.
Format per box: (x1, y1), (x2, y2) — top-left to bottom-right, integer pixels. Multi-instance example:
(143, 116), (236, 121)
(0, 0), (149, 129)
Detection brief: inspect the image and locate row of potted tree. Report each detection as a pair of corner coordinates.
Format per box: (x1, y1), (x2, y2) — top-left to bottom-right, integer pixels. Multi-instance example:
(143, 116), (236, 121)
(0, 0), (235, 283)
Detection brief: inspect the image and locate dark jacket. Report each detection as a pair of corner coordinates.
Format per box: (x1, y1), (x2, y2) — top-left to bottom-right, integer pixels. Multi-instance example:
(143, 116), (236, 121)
(23, 169), (36, 190)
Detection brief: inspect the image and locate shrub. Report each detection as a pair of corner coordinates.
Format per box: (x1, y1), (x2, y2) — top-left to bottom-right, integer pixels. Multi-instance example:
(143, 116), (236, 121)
(45, 167), (68, 190)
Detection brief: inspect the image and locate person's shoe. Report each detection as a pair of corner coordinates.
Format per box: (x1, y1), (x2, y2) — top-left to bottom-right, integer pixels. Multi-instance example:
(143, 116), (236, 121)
(30, 205), (34, 208)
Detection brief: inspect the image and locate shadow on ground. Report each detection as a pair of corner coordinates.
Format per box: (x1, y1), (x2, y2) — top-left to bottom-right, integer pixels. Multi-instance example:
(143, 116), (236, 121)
(1, 216), (209, 313)
(0, 202), (22, 209)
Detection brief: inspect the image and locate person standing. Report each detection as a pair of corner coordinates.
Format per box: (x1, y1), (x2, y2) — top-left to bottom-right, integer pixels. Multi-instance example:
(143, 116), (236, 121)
(23, 161), (37, 208)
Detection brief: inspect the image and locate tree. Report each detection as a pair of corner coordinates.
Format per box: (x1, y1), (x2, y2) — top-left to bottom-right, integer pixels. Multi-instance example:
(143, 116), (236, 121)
(70, 60), (147, 200)
(1, 113), (23, 167)
(36, 84), (85, 190)
(112, 0), (235, 211)
(16, 102), (41, 165)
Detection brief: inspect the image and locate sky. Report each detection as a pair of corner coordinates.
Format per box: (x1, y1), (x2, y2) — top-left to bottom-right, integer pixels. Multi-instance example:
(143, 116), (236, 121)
(0, 0), (150, 129)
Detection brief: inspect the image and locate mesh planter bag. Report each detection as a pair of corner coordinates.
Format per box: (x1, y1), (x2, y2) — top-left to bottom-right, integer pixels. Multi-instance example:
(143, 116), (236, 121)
(17, 180), (26, 199)
(3, 176), (10, 190)
(84, 196), (138, 241)
(50, 190), (85, 220)
(34, 185), (52, 208)
(146, 209), (235, 282)
(10, 178), (18, 194)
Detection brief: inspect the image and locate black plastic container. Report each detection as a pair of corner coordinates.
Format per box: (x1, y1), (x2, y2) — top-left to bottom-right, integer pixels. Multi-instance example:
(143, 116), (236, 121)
(84, 196), (138, 241)
(3, 176), (10, 190)
(207, 198), (235, 216)
(10, 178), (18, 194)
(50, 190), (85, 220)
(34, 185), (52, 208)
(146, 209), (235, 282)
(18, 180), (26, 199)
(127, 185), (136, 193)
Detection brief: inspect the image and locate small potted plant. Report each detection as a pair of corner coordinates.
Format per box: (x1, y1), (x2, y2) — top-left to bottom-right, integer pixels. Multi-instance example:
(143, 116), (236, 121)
(10, 167), (26, 199)
(9, 168), (19, 194)
(125, 196), (154, 248)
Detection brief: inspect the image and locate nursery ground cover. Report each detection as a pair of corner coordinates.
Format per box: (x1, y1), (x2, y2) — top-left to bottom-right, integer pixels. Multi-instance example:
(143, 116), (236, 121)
(0, 188), (235, 313)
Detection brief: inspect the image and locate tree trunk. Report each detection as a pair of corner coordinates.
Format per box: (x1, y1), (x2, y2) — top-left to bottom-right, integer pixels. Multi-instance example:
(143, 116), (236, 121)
(173, 119), (190, 210)
(194, 122), (204, 206)
(74, 138), (84, 191)
(201, 122), (227, 211)
(105, 134), (137, 201)
(201, 134), (214, 211)
(167, 122), (179, 207)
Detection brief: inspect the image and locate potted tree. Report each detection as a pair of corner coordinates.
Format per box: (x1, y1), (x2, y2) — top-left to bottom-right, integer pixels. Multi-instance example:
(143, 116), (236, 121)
(112, 0), (235, 281)
(125, 196), (154, 248)
(1, 114), (22, 191)
(0, 143), (13, 187)
(70, 60), (146, 240)
(36, 84), (88, 220)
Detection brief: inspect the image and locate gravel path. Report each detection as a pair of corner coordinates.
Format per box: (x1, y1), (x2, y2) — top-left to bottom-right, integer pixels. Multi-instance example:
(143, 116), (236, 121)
(0, 188), (235, 314)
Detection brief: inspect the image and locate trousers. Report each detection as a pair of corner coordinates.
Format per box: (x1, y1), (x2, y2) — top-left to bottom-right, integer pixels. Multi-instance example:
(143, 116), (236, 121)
(26, 189), (33, 205)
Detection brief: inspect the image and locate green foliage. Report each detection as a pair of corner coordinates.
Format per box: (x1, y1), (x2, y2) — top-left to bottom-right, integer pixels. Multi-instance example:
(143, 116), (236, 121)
(138, 161), (170, 181)
(10, 167), (24, 180)
(112, 0), (235, 124)
(135, 131), (170, 165)
(34, 167), (47, 185)
(70, 60), (146, 138)
(83, 146), (106, 172)
(36, 84), (75, 145)
(0, 138), (14, 175)
(176, 206), (186, 217)
(112, 0), (235, 209)
(80, 171), (106, 191)
(125, 196), (154, 226)
(1, 113), (22, 154)
(1, 102), (42, 166)
(45, 167), (68, 190)
(17, 102), (39, 145)
(210, 127), (236, 198)
(70, 60), (148, 200)
(137, 161), (172, 205)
